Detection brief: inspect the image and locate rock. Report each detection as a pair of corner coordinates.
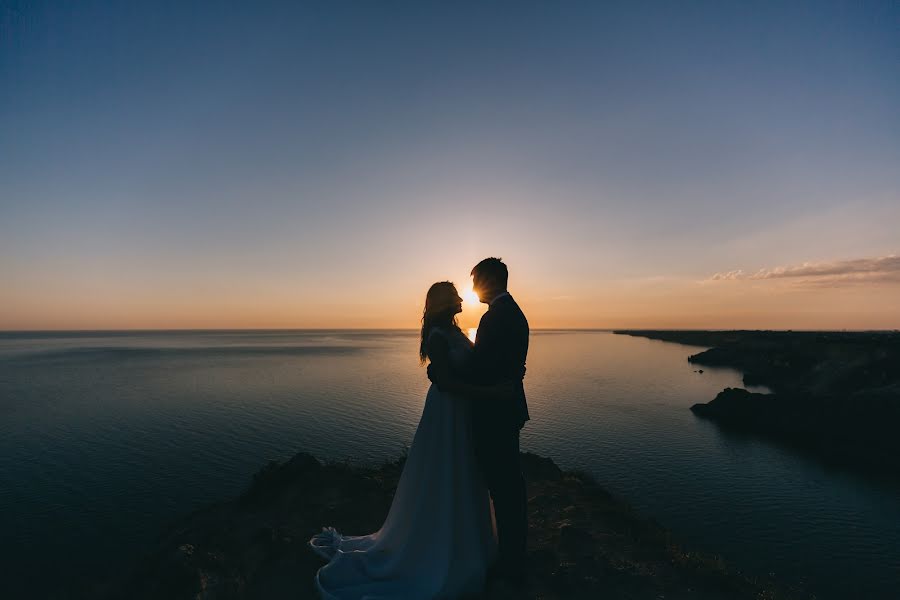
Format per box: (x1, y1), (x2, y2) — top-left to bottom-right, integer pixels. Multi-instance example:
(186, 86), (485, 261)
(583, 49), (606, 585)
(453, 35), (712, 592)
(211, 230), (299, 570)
(620, 329), (900, 478)
(520, 452), (563, 481)
(88, 450), (809, 600)
(240, 452), (322, 506)
(559, 524), (594, 556)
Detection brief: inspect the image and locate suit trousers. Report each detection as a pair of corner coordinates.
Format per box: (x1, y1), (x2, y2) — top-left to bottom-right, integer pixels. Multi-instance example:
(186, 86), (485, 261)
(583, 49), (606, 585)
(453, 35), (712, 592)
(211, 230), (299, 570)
(473, 422), (527, 574)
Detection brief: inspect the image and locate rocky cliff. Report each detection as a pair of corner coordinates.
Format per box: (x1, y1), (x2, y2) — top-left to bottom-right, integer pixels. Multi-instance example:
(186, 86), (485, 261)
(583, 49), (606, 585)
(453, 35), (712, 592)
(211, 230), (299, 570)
(616, 330), (900, 477)
(83, 450), (806, 599)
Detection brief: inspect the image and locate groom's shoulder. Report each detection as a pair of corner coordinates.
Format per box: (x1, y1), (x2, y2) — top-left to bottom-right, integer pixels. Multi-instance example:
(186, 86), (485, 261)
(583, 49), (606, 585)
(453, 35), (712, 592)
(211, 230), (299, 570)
(503, 293), (525, 314)
(496, 295), (528, 326)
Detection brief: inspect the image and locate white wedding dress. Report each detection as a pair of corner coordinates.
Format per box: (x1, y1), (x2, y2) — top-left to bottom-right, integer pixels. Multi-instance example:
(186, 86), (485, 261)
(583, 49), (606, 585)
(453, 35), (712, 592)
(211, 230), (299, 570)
(309, 326), (497, 599)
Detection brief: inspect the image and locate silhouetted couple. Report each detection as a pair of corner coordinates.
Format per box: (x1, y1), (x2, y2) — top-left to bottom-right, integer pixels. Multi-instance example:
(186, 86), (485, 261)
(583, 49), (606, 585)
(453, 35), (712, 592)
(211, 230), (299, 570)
(310, 257), (530, 598)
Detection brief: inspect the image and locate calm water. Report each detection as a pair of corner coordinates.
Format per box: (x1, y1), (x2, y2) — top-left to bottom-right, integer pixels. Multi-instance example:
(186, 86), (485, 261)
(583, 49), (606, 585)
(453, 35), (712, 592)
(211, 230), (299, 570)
(1, 330), (898, 598)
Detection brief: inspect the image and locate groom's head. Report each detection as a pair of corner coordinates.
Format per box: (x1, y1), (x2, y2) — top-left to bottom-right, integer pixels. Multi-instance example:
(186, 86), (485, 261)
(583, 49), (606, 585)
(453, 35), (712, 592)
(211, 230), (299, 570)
(471, 257), (508, 304)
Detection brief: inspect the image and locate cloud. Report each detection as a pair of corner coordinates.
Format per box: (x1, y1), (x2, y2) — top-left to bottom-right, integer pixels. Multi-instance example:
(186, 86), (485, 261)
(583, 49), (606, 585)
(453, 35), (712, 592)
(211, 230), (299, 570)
(710, 270), (746, 281)
(708, 254), (900, 285)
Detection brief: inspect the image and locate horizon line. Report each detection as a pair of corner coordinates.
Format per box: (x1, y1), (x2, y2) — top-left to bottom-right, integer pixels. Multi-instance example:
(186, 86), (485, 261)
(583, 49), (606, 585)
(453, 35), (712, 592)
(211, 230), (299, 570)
(1, 327), (898, 334)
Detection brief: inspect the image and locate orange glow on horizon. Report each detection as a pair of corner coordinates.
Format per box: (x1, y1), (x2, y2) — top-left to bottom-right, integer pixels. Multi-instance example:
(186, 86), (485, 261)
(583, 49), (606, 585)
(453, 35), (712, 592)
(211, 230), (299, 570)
(2, 257), (899, 331)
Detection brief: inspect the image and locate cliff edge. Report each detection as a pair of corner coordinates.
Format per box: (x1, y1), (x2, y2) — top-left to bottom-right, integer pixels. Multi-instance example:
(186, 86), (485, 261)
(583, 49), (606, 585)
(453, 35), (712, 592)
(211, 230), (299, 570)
(84, 450), (807, 599)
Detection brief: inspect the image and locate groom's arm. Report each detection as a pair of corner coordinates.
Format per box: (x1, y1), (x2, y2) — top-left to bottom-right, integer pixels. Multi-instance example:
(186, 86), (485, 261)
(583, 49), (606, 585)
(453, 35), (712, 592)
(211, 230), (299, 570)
(432, 374), (517, 401)
(427, 310), (494, 390)
(470, 309), (500, 384)
(429, 313), (521, 400)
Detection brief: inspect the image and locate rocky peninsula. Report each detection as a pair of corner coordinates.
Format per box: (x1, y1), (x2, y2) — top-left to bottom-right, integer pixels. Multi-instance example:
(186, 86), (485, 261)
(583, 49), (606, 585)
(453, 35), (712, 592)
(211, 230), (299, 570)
(615, 330), (900, 477)
(84, 450), (806, 599)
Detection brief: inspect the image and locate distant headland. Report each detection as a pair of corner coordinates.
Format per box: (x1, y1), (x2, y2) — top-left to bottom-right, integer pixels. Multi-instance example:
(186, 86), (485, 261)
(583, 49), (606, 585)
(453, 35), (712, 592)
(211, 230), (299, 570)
(615, 330), (900, 478)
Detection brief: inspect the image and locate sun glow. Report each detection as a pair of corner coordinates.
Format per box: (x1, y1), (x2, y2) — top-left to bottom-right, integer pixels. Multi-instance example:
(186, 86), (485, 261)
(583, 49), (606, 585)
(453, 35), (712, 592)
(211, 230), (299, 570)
(467, 327), (478, 343)
(463, 286), (480, 306)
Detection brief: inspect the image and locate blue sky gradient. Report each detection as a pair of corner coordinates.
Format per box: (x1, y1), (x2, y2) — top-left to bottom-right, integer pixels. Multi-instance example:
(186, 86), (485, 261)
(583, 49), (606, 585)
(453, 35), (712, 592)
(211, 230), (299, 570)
(2, 1), (898, 328)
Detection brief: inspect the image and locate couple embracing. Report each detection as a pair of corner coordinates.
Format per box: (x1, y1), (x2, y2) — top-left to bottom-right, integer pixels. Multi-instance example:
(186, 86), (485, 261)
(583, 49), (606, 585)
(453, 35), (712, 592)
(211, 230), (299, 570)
(310, 257), (530, 598)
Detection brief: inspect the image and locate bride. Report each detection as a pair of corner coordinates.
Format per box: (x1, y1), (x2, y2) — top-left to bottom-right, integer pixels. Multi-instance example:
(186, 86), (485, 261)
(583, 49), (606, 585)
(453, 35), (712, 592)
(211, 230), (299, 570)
(309, 281), (509, 599)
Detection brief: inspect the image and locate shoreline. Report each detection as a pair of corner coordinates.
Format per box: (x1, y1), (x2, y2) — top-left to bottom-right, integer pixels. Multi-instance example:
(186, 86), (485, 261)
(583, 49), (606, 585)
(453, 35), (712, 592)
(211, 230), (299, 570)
(614, 329), (900, 478)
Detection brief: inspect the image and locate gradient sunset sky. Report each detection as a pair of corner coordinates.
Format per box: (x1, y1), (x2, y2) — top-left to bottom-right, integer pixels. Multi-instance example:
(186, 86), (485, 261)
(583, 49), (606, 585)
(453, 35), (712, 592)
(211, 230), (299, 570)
(2, 1), (898, 330)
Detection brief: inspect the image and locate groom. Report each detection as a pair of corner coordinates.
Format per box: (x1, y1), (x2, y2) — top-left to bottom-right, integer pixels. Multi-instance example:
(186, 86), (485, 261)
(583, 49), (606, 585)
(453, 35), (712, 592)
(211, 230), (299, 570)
(431, 257), (530, 584)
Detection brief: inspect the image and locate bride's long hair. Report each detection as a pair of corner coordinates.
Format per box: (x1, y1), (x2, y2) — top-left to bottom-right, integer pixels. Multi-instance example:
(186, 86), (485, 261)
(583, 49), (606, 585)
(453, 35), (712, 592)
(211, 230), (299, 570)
(419, 281), (464, 364)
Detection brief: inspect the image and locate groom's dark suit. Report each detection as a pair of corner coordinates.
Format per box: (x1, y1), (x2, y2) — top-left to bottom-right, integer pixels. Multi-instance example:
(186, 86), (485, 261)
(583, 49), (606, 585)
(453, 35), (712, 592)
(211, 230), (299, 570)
(468, 292), (529, 574)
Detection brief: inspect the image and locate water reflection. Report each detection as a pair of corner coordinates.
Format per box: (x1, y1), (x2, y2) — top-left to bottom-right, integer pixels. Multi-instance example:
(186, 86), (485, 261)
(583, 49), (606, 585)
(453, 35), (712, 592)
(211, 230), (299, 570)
(0, 330), (898, 598)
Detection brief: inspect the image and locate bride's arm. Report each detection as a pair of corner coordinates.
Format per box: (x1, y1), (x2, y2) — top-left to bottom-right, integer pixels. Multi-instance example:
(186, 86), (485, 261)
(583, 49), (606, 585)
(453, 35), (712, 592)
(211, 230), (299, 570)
(429, 360), (517, 401)
(443, 379), (517, 401)
(426, 333), (453, 390)
(426, 329), (519, 400)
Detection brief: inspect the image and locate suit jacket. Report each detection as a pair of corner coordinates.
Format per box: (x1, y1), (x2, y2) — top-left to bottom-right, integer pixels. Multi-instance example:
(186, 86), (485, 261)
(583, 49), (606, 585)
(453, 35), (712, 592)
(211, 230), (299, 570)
(469, 293), (530, 430)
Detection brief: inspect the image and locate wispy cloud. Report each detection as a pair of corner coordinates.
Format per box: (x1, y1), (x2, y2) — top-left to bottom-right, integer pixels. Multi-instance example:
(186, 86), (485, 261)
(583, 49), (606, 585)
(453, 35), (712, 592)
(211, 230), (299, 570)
(708, 254), (900, 285)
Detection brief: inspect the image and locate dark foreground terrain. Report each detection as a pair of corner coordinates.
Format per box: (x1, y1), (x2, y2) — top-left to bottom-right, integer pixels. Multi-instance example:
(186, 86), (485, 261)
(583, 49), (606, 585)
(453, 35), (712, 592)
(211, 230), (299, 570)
(84, 451), (806, 599)
(615, 330), (900, 476)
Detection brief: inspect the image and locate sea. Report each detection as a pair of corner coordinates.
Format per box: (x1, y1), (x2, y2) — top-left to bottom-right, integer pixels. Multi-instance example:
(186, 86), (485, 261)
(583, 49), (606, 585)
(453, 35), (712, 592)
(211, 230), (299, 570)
(1, 330), (898, 598)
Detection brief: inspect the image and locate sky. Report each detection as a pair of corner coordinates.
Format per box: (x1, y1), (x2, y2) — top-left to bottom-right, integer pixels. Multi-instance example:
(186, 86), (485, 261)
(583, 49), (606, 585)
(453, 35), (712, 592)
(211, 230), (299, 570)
(2, 0), (898, 330)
